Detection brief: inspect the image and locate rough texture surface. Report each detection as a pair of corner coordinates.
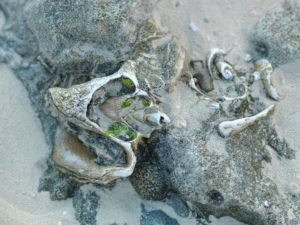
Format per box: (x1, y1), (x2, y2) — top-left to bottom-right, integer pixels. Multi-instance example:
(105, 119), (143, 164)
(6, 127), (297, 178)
(73, 189), (100, 225)
(250, 1), (300, 66)
(129, 161), (169, 200)
(38, 162), (80, 200)
(149, 86), (298, 225)
(0, 0), (299, 225)
(23, 0), (138, 73)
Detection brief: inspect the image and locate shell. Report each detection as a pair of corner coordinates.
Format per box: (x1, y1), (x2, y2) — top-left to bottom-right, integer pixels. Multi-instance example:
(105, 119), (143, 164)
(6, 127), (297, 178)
(254, 59), (280, 100)
(216, 62), (235, 80)
(218, 104), (275, 137)
(206, 48), (226, 80)
(204, 48), (248, 102)
(48, 60), (170, 184)
(52, 129), (134, 184)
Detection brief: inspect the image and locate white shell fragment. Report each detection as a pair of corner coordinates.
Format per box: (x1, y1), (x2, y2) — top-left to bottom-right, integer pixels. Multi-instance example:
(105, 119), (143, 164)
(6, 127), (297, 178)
(216, 62), (235, 80)
(48, 60), (170, 184)
(218, 104), (275, 137)
(252, 71), (261, 81)
(254, 59), (280, 100)
(206, 48), (226, 80)
(204, 48), (248, 102)
(244, 53), (252, 62)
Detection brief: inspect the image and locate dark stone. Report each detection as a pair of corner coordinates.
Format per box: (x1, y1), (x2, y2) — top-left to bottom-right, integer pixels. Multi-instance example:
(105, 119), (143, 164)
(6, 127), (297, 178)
(141, 204), (180, 225)
(129, 161), (169, 200)
(72, 189), (100, 225)
(165, 193), (190, 218)
(38, 162), (80, 200)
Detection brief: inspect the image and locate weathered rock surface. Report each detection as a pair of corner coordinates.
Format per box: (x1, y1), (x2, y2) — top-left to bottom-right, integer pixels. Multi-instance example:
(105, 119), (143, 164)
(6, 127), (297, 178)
(38, 162), (80, 200)
(73, 189), (100, 225)
(149, 84), (298, 225)
(0, 0), (299, 225)
(250, 1), (300, 66)
(129, 161), (169, 200)
(23, 0), (139, 73)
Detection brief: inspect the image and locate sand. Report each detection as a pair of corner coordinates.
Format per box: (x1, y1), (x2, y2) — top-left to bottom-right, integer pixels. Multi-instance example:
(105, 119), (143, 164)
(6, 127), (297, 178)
(0, 1), (299, 225)
(0, 64), (78, 225)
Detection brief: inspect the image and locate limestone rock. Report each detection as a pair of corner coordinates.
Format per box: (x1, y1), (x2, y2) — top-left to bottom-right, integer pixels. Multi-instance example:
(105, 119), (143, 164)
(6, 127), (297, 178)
(250, 1), (300, 66)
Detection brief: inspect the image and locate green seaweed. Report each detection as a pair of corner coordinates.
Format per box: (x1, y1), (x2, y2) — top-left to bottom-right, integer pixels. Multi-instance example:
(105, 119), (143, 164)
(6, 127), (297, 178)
(122, 78), (135, 90)
(120, 88), (126, 94)
(104, 122), (127, 136)
(127, 129), (137, 140)
(125, 117), (131, 123)
(121, 97), (135, 108)
(142, 99), (149, 107)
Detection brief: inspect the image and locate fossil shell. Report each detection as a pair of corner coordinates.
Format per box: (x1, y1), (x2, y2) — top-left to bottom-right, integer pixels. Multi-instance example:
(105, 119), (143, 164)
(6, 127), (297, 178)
(218, 104), (275, 137)
(48, 60), (170, 184)
(254, 59), (280, 100)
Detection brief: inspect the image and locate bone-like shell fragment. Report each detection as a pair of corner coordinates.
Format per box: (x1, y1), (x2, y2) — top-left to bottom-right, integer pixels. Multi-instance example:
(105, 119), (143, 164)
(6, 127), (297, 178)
(216, 62), (235, 80)
(206, 48), (226, 80)
(48, 60), (170, 184)
(254, 59), (280, 100)
(218, 104), (275, 137)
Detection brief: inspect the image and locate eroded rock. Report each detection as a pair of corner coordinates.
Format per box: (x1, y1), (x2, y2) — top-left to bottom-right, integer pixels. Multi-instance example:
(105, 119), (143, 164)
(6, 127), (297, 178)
(250, 1), (300, 66)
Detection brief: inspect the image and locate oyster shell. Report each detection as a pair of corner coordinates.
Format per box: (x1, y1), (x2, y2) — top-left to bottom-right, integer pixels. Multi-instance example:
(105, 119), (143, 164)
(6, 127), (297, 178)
(48, 60), (170, 184)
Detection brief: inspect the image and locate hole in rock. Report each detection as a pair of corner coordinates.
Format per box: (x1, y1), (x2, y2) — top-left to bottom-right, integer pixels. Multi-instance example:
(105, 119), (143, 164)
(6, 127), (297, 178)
(207, 189), (224, 205)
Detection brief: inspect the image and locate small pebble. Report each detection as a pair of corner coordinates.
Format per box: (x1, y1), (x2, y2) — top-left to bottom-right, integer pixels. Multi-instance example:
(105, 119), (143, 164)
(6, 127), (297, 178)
(252, 71), (261, 81)
(189, 23), (198, 31)
(244, 53), (252, 62)
(264, 200), (269, 207)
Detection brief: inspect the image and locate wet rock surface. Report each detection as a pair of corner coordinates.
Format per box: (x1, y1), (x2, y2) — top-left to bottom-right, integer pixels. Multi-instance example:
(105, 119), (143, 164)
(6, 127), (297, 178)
(250, 1), (300, 66)
(0, 0), (299, 225)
